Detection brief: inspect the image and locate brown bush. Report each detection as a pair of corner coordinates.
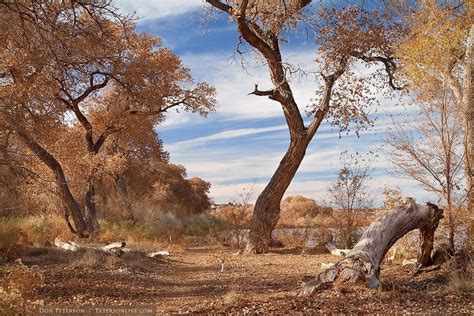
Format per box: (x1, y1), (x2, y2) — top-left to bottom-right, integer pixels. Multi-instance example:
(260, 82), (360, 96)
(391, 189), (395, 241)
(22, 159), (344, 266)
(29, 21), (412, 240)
(1, 259), (44, 314)
(0, 218), (25, 262)
(72, 249), (119, 269)
(215, 204), (252, 248)
(278, 196), (333, 228)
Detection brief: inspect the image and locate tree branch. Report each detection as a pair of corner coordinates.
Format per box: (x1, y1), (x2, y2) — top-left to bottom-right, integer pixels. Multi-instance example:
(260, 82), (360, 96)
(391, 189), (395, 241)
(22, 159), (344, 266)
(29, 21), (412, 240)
(248, 84), (274, 97)
(356, 54), (405, 90)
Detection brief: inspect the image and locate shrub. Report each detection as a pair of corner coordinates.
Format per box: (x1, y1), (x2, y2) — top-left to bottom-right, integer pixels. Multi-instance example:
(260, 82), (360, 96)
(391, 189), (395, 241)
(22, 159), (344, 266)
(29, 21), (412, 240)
(99, 210), (232, 246)
(99, 212), (185, 243)
(72, 249), (119, 269)
(18, 215), (74, 246)
(445, 248), (473, 294)
(0, 217), (24, 262)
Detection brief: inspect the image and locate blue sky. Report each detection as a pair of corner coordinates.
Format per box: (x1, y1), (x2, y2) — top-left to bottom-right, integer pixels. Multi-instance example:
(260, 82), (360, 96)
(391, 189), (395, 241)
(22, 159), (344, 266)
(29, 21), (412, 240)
(114, 1), (434, 204)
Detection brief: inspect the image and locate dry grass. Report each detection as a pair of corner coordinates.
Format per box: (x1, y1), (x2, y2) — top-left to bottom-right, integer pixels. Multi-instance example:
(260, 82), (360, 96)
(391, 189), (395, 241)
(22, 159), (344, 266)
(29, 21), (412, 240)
(447, 270), (474, 294)
(71, 249), (119, 269)
(17, 215), (74, 246)
(0, 218), (24, 263)
(0, 215), (76, 263)
(0, 259), (44, 314)
(445, 249), (473, 294)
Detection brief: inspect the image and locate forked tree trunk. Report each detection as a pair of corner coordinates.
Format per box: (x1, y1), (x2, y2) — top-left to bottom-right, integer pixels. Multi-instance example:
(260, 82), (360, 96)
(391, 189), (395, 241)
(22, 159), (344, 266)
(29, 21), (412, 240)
(246, 136), (310, 253)
(300, 198), (443, 296)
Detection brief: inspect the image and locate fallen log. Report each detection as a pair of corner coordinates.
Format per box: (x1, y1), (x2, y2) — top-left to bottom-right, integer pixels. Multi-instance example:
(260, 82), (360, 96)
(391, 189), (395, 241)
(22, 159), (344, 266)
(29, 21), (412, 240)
(300, 198), (443, 296)
(54, 238), (80, 251)
(147, 250), (170, 258)
(102, 241), (126, 252)
(54, 238), (126, 256)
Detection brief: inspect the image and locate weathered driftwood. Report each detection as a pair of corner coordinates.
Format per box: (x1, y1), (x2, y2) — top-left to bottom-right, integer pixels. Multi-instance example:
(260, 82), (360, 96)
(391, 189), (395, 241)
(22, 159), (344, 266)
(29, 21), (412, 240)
(216, 257), (224, 273)
(102, 241), (126, 252)
(325, 242), (351, 257)
(402, 259), (417, 266)
(387, 248), (397, 261)
(321, 263), (336, 270)
(54, 238), (172, 259)
(146, 250), (170, 258)
(54, 238), (126, 256)
(300, 198), (443, 296)
(54, 238), (80, 251)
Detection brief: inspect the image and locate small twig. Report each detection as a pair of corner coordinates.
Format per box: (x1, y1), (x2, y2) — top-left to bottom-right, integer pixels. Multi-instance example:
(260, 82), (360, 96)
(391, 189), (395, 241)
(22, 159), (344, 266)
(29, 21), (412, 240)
(216, 256), (224, 273)
(412, 264), (441, 276)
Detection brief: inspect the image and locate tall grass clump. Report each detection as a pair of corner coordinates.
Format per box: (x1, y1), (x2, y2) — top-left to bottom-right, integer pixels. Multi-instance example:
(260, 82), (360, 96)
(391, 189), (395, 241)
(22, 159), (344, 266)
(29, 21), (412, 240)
(99, 210), (229, 245)
(0, 217), (24, 262)
(18, 215), (74, 246)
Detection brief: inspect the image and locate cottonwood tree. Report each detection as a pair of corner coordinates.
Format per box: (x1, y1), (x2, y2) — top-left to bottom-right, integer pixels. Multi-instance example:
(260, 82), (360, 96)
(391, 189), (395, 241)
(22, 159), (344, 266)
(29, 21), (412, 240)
(395, 0), (473, 213)
(151, 163), (212, 217)
(327, 151), (373, 248)
(0, 1), (215, 237)
(386, 93), (466, 249)
(205, 0), (403, 252)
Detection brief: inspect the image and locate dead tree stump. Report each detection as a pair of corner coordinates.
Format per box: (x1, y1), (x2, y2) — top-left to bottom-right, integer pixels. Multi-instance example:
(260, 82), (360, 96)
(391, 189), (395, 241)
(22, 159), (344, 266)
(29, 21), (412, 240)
(300, 198), (443, 295)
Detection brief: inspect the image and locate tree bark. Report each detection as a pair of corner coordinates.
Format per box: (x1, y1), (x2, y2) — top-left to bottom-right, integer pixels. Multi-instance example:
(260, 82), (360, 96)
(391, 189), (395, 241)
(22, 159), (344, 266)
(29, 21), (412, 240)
(112, 173), (136, 223)
(246, 136), (311, 253)
(206, 1), (347, 254)
(464, 24), (474, 215)
(84, 179), (100, 234)
(300, 198), (444, 295)
(16, 131), (89, 237)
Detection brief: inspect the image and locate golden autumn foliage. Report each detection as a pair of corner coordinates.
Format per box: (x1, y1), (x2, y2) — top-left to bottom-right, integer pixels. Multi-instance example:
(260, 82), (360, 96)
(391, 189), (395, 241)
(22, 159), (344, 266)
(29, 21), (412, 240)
(396, 0), (472, 101)
(0, 1), (216, 236)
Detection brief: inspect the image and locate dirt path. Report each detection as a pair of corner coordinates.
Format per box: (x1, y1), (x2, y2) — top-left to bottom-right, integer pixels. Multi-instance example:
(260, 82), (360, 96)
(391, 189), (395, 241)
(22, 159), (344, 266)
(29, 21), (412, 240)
(4, 246), (472, 313)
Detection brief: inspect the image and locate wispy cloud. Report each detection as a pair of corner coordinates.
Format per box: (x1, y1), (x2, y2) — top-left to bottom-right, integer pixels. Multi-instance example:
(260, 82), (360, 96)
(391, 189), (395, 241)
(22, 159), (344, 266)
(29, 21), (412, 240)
(114, 0), (202, 20)
(166, 125), (288, 151)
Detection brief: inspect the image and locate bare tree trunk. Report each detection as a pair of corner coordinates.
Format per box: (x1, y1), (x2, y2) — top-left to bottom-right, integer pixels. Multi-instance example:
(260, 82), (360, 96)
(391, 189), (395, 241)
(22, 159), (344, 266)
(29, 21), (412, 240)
(84, 179), (100, 234)
(16, 131), (89, 237)
(246, 136), (310, 253)
(206, 0), (347, 254)
(300, 199), (443, 295)
(465, 25), (474, 214)
(112, 173), (136, 223)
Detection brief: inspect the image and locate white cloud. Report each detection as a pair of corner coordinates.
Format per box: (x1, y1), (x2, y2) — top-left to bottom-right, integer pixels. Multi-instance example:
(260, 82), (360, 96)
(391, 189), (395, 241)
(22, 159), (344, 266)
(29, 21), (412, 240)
(114, 0), (202, 20)
(157, 50), (428, 203)
(179, 50), (320, 124)
(166, 125), (288, 151)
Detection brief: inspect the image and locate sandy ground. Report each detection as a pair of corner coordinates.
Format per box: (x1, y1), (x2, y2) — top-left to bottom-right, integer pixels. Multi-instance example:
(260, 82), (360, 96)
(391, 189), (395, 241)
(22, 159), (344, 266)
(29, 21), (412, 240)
(2, 245), (472, 314)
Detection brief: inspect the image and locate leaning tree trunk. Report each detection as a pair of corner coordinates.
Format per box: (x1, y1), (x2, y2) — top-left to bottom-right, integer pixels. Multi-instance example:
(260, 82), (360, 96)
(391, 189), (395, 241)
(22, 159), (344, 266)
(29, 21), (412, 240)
(16, 130), (89, 237)
(246, 136), (311, 253)
(300, 198), (443, 295)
